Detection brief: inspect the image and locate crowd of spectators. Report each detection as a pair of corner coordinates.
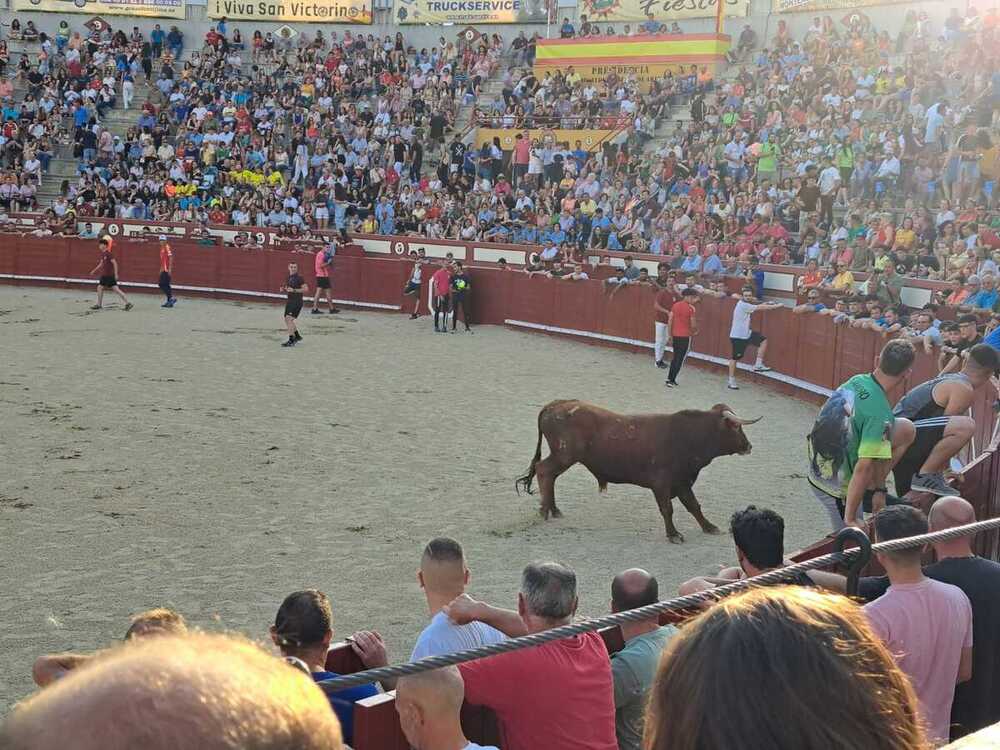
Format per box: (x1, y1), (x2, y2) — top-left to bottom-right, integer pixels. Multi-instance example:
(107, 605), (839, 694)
(8, 498), (1000, 749)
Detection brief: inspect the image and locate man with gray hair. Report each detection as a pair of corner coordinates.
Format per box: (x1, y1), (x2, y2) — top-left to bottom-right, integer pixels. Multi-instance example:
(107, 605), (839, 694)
(444, 561), (617, 750)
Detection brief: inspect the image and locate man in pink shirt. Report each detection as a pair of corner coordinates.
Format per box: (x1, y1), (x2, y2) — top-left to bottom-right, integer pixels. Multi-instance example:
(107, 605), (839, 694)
(512, 132), (530, 190)
(865, 505), (973, 745)
(311, 242), (339, 315)
(444, 562), (617, 750)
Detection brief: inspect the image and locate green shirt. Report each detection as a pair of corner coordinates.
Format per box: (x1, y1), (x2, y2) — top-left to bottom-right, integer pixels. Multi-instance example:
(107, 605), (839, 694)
(835, 146), (855, 169)
(757, 142), (779, 173)
(611, 626), (678, 750)
(807, 373), (894, 499)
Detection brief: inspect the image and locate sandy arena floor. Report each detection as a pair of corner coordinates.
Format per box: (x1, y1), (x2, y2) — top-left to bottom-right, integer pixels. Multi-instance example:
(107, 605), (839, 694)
(0, 286), (826, 709)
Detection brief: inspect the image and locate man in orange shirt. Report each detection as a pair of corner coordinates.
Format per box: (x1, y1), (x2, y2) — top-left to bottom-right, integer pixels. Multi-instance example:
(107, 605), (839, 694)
(157, 236), (176, 308)
(666, 287), (699, 387)
(431, 260), (453, 333)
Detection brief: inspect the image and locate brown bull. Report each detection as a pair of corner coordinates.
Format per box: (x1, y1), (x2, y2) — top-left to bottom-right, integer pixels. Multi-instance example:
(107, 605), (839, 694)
(515, 400), (761, 543)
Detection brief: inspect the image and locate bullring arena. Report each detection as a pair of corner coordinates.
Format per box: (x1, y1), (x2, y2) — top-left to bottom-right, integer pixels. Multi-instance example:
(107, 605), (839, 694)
(0, 278), (822, 709)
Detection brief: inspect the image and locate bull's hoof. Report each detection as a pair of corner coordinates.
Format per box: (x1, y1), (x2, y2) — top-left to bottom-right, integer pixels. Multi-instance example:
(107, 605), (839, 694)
(550, 507), (563, 518)
(702, 524), (722, 535)
(667, 532), (685, 544)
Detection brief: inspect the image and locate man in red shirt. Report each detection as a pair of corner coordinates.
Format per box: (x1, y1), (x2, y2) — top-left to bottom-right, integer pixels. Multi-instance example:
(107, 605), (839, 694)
(157, 236), (176, 308)
(444, 562), (617, 750)
(431, 260), (453, 333)
(652, 263), (675, 369)
(666, 287), (700, 387)
(88, 236), (132, 311)
(512, 132), (530, 190)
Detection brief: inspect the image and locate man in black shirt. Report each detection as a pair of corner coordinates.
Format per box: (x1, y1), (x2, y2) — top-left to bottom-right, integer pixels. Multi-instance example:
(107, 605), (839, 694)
(449, 136), (465, 176)
(449, 261), (472, 333)
(858, 496), (1000, 741)
(280, 262), (308, 348)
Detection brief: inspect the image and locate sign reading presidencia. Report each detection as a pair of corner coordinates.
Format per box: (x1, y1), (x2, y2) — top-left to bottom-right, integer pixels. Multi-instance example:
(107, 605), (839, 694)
(579, 0), (747, 23)
(208, 0), (371, 21)
(395, 0), (548, 25)
(14, 0), (184, 17)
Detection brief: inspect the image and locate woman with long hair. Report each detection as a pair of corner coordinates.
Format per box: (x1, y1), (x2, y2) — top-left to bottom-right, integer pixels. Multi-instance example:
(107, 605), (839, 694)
(644, 587), (930, 750)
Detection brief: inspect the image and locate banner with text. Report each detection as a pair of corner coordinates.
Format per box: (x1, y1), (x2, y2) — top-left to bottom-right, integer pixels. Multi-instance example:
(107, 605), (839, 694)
(475, 128), (617, 151)
(208, 0), (371, 22)
(534, 34), (730, 92)
(394, 0), (547, 24)
(771, 0), (907, 12)
(13, 0), (184, 17)
(579, 0), (747, 23)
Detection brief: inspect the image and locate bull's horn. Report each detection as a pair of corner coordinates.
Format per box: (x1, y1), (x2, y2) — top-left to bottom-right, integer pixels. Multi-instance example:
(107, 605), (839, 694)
(723, 411), (762, 426)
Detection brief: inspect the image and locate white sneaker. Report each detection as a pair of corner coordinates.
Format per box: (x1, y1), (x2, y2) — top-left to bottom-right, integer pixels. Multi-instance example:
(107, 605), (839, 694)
(753, 364), (772, 372)
(727, 382), (740, 390)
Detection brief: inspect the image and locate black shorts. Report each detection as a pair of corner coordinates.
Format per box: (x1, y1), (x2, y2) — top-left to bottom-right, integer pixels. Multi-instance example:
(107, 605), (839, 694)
(731, 332), (766, 360)
(316, 276), (331, 289)
(404, 280), (421, 295)
(99, 275), (117, 288)
(284, 299), (303, 318)
(892, 422), (947, 495)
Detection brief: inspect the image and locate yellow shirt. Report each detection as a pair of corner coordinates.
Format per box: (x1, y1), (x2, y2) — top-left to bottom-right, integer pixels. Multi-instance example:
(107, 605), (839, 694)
(832, 270), (855, 290)
(579, 199), (597, 216)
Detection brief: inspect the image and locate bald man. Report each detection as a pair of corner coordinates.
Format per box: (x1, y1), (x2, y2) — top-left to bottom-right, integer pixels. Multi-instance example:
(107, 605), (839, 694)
(396, 666), (499, 750)
(609, 569), (677, 750)
(411, 537), (505, 660)
(859, 496), (1000, 741)
(3, 633), (343, 750)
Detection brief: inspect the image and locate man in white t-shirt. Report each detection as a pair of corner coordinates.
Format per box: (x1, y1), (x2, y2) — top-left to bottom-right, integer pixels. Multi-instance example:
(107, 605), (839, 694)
(396, 666), (499, 750)
(727, 286), (783, 390)
(817, 156), (841, 228)
(411, 537), (505, 660)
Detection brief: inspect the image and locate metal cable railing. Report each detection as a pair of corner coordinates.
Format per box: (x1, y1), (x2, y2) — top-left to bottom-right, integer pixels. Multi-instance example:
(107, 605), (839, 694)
(316, 517), (1000, 693)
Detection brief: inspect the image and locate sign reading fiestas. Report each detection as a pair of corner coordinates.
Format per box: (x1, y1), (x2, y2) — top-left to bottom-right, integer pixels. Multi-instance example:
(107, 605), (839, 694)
(394, 0), (549, 25)
(208, 0), (371, 22)
(14, 0), (184, 18)
(579, 0), (748, 23)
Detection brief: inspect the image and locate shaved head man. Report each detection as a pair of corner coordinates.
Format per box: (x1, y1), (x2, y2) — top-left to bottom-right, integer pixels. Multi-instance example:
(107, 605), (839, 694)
(860, 496), (1000, 741)
(609, 569), (677, 750)
(3, 633), (343, 750)
(411, 537), (505, 660)
(396, 666), (498, 750)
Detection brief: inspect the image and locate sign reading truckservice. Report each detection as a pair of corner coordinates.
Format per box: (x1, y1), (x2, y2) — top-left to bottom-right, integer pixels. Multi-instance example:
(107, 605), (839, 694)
(14, 0), (184, 18)
(579, 0), (747, 23)
(395, 0), (548, 25)
(208, 0), (371, 22)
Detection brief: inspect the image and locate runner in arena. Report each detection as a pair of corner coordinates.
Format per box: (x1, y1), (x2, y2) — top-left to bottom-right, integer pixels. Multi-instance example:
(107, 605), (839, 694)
(403, 247), (427, 320)
(431, 260), (453, 334)
(89, 236), (132, 311)
(891, 344), (1000, 496)
(665, 287), (699, 387)
(157, 236), (176, 308)
(311, 240), (339, 315)
(280, 262), (307, 348)
(727, 286), (781, 390)
(449, 261), (473, 334)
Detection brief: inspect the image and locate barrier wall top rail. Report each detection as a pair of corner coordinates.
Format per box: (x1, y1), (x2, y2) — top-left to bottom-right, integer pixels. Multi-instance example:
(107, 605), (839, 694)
(316, 518), (1000, 693)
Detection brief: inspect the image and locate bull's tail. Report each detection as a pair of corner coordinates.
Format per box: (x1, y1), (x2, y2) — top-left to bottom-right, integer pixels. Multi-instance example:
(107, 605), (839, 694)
(514, 412), (546, 496)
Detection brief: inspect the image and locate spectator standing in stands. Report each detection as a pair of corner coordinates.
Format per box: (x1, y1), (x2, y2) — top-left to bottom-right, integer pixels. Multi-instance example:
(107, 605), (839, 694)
(4, 634), (344, 750)
(280, 262), (307, 348)
(665, 287), (699, 387)
(644, 587), (930, 750)
(404, 248), (427, 320)
(609, 569), (676, 750)
(941, 315), (983, 374)
(727, 286), (781, 390)
(396, 666), (498, 750)
(450, 261), (473, 333)
(432, 261), (453, 333)
(411, 537), (505, 660)
(157, 236), (176, 309)
(891, 344), (999, 496)
(864, 505), (973, 745)
(445, 561), (617, 750)
(860, 496), (1000, 740)
(269, 590), (380, 746)
(652, 263), (675, 369)
(89, 236), (132, 312)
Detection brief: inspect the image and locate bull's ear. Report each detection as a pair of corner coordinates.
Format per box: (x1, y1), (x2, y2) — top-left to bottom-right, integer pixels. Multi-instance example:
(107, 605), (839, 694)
(710, 403), (732, 413)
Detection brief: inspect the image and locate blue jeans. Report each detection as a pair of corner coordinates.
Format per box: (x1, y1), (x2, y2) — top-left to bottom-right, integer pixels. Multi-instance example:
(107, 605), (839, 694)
(81, 148), (96, 165)
(334, 202), (347, 230)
